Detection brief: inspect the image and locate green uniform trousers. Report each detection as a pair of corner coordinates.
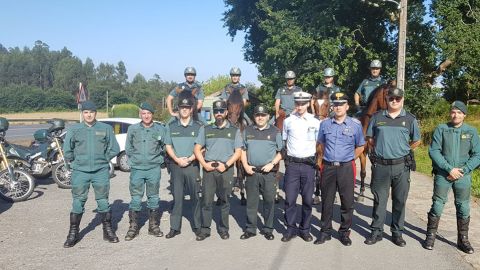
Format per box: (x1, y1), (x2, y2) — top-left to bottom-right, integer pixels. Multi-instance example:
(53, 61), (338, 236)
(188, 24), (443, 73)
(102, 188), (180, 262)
(129, 167), (161, 211)
(370, 163), (410, 236)
(71, 167), (110, 214)
(201, 167), (234, 234)
(429, 174), (471, 219)
(245, 172), (276, 234)
(169, 162), (201, 231)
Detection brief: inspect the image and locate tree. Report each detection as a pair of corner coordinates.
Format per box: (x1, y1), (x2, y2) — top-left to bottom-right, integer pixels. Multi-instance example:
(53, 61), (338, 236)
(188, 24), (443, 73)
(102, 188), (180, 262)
(432, 0), (480, 101)
(223, 0), (437, 108)
(53, 57), (83, 92)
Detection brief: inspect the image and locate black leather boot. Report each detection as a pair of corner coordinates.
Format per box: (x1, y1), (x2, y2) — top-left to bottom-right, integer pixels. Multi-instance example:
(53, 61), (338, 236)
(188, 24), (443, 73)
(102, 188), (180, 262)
(423, 213), (440, 250)
(102, 211), (119, 243)
(124, 210), (140, 241)
(63, 212), (83, 248)
(148, 208), (163, 237)
(457, 217), (474, 254)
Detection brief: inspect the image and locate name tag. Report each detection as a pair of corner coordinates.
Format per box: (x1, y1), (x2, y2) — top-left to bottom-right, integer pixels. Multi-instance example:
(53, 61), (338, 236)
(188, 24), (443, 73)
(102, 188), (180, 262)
(95, 131), (106, 136)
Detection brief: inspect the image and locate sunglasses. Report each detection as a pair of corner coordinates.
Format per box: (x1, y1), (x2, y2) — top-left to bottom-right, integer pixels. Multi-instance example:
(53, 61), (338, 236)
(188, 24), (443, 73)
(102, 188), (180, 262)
(213, 109), (226, 114)
(388, 97), (403, 102)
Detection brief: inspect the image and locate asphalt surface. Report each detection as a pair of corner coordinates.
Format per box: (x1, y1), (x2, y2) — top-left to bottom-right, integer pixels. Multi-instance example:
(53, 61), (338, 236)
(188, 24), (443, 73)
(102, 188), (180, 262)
(0, 161), (478, 270)
(4, 124), (52, 141)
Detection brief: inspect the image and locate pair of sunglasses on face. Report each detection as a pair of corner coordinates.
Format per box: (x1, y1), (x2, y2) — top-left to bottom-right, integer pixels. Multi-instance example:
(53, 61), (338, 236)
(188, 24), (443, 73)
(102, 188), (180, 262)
(388, 97), (403, 102)
(213, 109), (226, 114)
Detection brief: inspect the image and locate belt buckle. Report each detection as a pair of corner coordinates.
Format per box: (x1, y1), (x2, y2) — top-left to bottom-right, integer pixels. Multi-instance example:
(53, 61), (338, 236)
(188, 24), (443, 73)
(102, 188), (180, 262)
(333, 161), (340, 166)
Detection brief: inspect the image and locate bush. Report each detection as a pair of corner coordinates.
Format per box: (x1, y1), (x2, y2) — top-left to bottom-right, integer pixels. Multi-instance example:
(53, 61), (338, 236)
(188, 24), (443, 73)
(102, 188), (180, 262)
(110, 104), (139, 118)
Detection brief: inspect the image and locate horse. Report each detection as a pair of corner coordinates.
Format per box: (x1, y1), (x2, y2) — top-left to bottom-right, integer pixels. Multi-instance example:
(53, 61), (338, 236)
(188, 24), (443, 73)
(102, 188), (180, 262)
(226, 88), (249, 205)
(356, 80), (394, 202)
(313, 89), (331, 120)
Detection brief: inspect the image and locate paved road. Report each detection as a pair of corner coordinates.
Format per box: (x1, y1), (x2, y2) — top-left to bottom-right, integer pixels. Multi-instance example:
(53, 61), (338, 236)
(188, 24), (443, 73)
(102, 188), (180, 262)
(0, 162), (478, 270)
(4, 124), (51, 141)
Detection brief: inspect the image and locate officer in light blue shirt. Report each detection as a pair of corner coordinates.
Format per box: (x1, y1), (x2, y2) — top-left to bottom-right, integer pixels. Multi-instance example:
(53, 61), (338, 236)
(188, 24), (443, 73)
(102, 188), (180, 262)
(316, 92), (365, 246)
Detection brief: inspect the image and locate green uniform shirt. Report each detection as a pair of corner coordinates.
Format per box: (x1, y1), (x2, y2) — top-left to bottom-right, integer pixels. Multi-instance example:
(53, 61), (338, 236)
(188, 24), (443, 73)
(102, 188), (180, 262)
(64, 121), (120, 172)
(125, 122), (167, 170)
(366, 109), (421, 159)
(242, 124), (283, 167)
(220, 83), (249, 101)
(316, 84), (341, 98)
(165, 118), (203, 158)
(356, 76), (386, 105)
(429, 122), (480, 175)
(195, 121), (242, 163)
(274, 85), (303, 115)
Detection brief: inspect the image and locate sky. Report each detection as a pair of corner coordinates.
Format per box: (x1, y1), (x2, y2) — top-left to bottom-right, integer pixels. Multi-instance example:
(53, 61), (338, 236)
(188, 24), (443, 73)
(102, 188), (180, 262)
(0, 0), (260, 85)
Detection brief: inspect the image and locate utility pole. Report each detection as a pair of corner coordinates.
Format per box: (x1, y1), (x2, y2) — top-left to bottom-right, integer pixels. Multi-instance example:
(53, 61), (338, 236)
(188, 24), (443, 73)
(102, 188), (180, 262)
(396, 0), (408, 91)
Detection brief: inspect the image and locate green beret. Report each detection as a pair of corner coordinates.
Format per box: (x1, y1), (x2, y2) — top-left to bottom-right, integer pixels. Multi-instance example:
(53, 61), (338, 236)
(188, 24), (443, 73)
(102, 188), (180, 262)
(451, 101), (467, 114)
(140, 102), (155, 113)
(81, 101), (97, 111)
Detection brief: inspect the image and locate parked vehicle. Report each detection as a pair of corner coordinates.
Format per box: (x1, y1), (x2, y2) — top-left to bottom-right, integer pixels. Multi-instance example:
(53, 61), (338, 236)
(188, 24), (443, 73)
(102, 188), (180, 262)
(97, 118), (141, 172)
(5, 119), (72, 189)
(0, 118), (35, 202)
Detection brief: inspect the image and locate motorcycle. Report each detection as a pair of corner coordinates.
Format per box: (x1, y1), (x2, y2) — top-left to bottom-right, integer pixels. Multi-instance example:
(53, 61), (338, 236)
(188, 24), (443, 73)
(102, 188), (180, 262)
(6, 119), (71, 189)
(0, 117), (36, 202)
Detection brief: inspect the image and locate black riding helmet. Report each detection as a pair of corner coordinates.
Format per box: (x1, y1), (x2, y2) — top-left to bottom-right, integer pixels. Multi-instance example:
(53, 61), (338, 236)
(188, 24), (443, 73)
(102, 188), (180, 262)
(48, 118), (65, 132)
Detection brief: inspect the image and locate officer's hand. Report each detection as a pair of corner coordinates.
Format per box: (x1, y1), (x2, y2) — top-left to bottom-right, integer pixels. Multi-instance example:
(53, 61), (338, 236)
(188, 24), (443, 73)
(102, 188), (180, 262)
(216, 162), (227, 173)
(449, 168), (464, 180)
(177, 157), (190, 167)
(203, 162), (216, 172)
(261, 163), (274, 173)
(275, 113), (280, 119)
(245, 165), (255, 175)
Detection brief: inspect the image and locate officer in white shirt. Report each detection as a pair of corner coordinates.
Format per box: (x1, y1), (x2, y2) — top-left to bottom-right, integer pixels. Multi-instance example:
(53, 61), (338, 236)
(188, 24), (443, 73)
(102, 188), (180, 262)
(281, 91), (320, 243)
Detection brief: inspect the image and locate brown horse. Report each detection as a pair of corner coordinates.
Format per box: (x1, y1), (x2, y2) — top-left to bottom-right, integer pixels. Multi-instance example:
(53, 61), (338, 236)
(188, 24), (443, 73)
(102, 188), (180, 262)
(313, 89), (331, 120)
(356, 81), (393, 201)
(226, 88), (248, 205)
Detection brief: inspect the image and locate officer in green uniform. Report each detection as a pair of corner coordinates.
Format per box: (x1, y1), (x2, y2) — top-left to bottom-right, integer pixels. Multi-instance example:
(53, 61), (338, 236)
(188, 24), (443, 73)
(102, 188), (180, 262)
(240, 104), (283, 241)
(63, 101), (120, 248)
(316, 68), (341, 101)
(354, 60), (387, 112)
(424, 101), (480, 253)
(124, 102), (167, 241)
(166, 67), (205, 123)
(220, 67), (249, 106)
(364, 88), (421, 247)
(194, 100), (242, 241)
(164, 94), (203, 239)
(220, 67), (252, 125)
(274, 71), (303, 131)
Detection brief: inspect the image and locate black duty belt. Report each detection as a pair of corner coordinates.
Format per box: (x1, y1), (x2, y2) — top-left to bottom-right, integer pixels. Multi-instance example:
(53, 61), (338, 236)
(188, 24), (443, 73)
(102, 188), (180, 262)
(376, 156), (406, 165)
(252, 165), (278, 173)
(323, 160), (353, 167)
(287, 156), (315, 164)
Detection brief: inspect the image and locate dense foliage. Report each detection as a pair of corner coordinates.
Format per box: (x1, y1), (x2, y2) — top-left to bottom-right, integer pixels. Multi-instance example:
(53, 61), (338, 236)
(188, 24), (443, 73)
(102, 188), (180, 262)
(222, 0), (478, 118)
(0, 41), (176, 113)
